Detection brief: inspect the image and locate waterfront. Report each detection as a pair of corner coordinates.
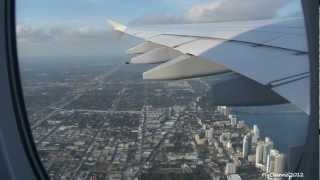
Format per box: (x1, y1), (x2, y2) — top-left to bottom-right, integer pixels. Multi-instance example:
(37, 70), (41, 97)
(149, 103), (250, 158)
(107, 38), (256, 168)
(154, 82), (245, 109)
(232, 106), (309, 153)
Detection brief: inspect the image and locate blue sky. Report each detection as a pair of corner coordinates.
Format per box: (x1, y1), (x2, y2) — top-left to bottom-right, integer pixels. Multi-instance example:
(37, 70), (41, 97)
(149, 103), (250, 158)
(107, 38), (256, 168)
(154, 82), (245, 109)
(16, 0), (302, 61)
(17, 0), (301, 26)
(17, 0), (208, 27)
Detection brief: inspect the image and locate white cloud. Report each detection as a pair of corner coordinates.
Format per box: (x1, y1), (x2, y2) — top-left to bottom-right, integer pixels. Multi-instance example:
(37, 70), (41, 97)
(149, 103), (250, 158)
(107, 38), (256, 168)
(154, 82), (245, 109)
(131, 0), (301, 24)
(186, 0), (223, 21)
(186, 0), (296, 22)
(16, 24), (139, 60)
(129, 15), (185, 25)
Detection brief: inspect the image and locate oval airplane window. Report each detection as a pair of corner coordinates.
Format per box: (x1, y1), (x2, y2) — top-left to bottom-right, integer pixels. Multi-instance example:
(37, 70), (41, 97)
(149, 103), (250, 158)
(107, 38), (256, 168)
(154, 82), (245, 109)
(16, 0), (312, 180)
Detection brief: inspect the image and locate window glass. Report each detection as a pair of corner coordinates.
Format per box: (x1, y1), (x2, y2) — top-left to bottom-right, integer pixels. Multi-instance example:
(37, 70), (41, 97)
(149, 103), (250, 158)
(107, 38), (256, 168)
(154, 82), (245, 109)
(16, 1), (310, 180)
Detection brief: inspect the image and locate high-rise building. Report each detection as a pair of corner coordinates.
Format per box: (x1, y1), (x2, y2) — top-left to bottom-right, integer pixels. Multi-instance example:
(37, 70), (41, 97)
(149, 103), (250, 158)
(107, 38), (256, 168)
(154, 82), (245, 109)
(253, 125), (259, 135)
(266, 149), (286, 180)
(229, 114), (237, 126)
(242, 133), (252, 159)
(252, 125), (260, 143)
(274, 153), (286, 174)
(263, 141), (274, 165)
(255, 141), (264, 169)
(217, 106), (230, 116)
(266, 149), (279, 173)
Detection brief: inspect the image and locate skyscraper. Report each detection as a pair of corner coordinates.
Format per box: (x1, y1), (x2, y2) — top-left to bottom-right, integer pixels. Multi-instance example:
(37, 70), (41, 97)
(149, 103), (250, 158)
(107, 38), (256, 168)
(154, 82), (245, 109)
(265, 149), (286, 180)
(263, 141), (274, 165)
(253, 125), (259, 135)
(252, 125), (260, 143)
(266, 149), (280, 173)
(274, 153), (286, 174)
(255, 141), (264, 169)
(242, 133), (252, 159)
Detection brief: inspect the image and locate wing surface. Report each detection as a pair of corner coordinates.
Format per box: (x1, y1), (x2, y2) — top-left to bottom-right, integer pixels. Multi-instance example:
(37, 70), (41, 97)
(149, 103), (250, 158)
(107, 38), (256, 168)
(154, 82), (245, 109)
(109, 18), (310, 114)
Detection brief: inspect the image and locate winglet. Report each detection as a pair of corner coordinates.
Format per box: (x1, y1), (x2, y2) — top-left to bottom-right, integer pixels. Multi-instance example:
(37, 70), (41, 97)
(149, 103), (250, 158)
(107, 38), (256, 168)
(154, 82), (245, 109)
(108, 19), (127, 32)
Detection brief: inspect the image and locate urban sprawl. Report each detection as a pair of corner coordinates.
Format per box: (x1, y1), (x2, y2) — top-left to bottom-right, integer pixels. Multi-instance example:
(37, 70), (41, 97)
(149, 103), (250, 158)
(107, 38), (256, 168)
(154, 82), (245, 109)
(23, 64), (287, 180)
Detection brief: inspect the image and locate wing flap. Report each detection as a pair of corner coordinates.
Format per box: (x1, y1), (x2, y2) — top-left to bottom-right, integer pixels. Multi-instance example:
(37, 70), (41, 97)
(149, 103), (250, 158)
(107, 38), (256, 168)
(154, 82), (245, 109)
(130, 47), (182, 64)
(175, 39), (226, 56)
(127, 41), (162, 54)
(207, 73), (289, 106)
(143, 55), (229, 80)
(272, 77), (310, 114)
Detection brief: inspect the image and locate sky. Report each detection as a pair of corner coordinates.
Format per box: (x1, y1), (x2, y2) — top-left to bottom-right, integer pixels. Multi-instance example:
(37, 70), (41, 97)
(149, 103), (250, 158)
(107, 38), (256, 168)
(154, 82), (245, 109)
(16, 0), (303, 62)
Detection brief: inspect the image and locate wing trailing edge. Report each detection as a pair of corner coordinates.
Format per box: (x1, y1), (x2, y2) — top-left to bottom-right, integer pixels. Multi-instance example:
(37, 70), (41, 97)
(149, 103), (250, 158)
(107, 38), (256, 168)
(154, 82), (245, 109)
(206, 73), (289, 106)
(130, 47), (182, 64)
(143, 55), (229, 80)
(127, 41), (162, 55)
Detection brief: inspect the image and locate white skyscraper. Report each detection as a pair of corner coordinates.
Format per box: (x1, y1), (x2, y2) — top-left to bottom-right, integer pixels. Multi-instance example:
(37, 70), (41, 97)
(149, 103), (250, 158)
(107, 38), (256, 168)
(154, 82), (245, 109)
(274, 153), (286, 174)
(266, 149), (280, 173)
(265, 150), (286, 180)
(253, 125), (259, 134)
(252, 125), (260, 143)
(263, 141), (274, 165)
(255, 141), (264, 169)
(242, 134), (251, 159)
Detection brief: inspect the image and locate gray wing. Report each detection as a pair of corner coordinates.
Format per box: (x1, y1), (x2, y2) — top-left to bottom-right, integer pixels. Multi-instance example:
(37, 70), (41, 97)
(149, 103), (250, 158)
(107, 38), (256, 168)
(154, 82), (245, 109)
(109, 18), (309, 114)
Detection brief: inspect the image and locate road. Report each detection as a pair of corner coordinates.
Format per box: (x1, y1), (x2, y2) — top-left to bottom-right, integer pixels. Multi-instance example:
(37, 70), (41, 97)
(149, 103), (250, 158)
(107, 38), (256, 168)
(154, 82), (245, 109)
(31, 65), (123, 129)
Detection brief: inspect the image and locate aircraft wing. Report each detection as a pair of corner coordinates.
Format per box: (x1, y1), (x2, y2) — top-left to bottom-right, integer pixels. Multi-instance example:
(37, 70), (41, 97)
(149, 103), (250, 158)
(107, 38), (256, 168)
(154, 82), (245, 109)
(109, 18), (310, 114)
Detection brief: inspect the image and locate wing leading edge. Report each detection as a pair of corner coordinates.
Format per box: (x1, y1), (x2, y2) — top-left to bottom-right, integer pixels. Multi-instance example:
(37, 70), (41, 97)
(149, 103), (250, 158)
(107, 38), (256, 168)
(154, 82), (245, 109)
(108, 18), (310, 114)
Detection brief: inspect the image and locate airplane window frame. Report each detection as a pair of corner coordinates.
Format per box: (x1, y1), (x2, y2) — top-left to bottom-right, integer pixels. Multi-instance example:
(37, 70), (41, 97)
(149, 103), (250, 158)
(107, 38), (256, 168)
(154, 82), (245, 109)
(1, 0), (50, 179)
(0, 0), (318, 179)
